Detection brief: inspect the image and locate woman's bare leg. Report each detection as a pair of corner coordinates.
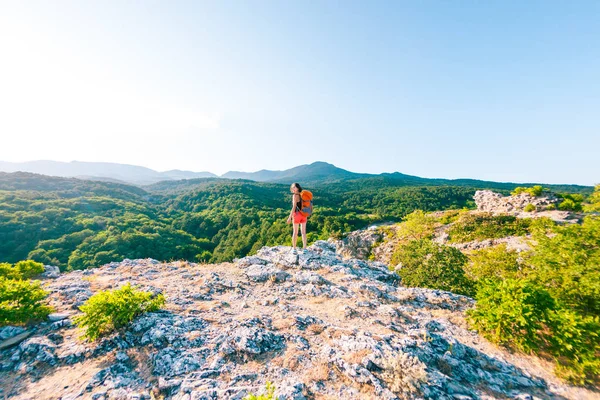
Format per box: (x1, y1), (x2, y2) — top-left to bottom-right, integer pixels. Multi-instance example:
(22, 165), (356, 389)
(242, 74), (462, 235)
(301, 222), (307, 248)
(292, 223), (299, 249)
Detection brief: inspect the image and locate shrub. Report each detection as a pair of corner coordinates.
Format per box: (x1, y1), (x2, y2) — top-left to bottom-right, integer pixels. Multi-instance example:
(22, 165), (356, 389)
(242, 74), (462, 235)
(447, 213), (530, 243)
(468, 278), (600, 384)
(528, 215), (600, 316)
(0, 263), (16, 280)
(395, 210), (436, 241)
(468, 278), (556, 352)
(584, 184), (600, 212)
(74, 283), (165, 341)
(0, 277), (52, 326)
(466, 244), (523, 281)
(244, 382), (276, 400)
(545, 203), (557, 211)
(512, 185), (543, 197)
(546, 308), (600, 385)
(523, 204), (536, 212)
(391, 240), (475, 296)
(379, 350), (427, 394)
(0, 260), (45, 280)
(558, 198), (582, 212)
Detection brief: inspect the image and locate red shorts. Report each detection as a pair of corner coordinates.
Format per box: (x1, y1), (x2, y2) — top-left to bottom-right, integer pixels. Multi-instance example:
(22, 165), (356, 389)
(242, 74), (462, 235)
(293, 211), (307, 224)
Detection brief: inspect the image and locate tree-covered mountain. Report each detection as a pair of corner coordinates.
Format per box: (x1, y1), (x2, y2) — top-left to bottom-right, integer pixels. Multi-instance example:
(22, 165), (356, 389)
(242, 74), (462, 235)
(222, 161), (371, 183)
(3, 160), (593, 190)
(0, 171), (593, 272)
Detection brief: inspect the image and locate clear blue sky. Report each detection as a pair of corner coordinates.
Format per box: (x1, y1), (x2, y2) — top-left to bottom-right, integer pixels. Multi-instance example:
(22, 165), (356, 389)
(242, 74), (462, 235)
(0, 1), (598, 185)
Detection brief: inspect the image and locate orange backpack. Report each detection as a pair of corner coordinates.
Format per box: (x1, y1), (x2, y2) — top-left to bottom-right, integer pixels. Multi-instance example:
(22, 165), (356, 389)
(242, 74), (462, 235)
(299, 190), (313, 217)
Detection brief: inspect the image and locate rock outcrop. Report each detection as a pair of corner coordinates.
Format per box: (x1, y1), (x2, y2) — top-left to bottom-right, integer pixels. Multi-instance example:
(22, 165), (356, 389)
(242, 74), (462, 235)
(330, 228), (383, 260)
(474, 190), (559, 214)
(0, 242), (594, 399)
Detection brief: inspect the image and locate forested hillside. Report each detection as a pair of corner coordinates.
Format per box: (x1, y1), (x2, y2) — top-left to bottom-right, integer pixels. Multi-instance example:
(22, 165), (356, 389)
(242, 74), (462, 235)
(0, 172), (592, 271)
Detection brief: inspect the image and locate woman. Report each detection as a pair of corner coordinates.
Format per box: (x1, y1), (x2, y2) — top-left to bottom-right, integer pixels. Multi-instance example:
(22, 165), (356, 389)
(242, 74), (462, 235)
(286, 182), (307, 250)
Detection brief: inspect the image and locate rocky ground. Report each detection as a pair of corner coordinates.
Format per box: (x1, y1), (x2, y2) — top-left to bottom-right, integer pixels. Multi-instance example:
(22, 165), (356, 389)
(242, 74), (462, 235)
(1, 240), (598, 400)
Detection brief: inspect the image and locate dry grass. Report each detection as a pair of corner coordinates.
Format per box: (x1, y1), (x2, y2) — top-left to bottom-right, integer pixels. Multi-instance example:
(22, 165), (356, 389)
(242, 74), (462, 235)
(305, 361), (331, 382)
(306, 323), (325, 335)
(127, 348), (156, 382)
(307, 296), (327, 305)
(280, 349), (305, 371)
(272, 317), (295, 331)
(342, 349), (371, 365)
(428, 309), (468, 329)
(378, 350), (427, 395)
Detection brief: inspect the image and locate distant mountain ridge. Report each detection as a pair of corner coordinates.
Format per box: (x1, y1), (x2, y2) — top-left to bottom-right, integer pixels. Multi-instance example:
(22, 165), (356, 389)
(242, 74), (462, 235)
(0, 160), (216, 185)
(0, 160), (593, 191)
(222, 161), (371, 184)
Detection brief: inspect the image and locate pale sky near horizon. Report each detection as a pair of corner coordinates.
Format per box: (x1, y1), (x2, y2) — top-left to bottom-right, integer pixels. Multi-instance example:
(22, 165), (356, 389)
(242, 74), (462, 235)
(0, 1), (598, 185)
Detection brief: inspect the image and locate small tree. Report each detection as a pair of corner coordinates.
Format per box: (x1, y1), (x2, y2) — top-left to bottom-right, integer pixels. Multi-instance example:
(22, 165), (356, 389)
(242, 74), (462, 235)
(391, 239), (475, 296)
(74, 283), (165, 341)
(584, 184), (600, 212)
(0, 277), (52, 326)
(0, 260), (44, 280)
(395, 210), (436, 241)
(467, 278), (556, 352)
(466, 244), (523, 281)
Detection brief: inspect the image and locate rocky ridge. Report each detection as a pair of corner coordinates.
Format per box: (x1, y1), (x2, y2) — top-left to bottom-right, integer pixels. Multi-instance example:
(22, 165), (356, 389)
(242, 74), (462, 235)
(1, 241), (596, 399)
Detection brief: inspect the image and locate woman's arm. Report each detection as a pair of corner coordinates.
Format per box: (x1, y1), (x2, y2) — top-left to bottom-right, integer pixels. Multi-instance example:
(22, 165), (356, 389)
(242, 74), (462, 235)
(287, 194), (300, 222)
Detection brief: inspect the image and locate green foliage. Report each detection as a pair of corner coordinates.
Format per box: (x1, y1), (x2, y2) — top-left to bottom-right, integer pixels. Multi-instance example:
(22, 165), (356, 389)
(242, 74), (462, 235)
(0, 277), (52, 326)
(466, 244), (522, 281)
(558, 199), (582, 211)
(0, 260), (44, 280)
(512, 185), (543, 197)
(546, 308), (600, 385)
(584, 184), (600, 212)
(528, 216), (600, 316)
(391, 240), (475, 296)
(394, 210), (437, 241)
(523, 203), (536, 212)
(447, 213), (530, 243)
(468, 278), (556, 352)
(436, 209), (468, 225)
(244, 382), (276, 400)
(74, 283), (165, 341)
(468, 279), (600, 384)
(0, 175), (481, 268)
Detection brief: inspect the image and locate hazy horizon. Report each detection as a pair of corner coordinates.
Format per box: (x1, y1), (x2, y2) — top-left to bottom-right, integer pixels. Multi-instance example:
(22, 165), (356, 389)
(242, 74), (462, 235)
(1, 1), (598, 185)
(0, 158), (596, 186)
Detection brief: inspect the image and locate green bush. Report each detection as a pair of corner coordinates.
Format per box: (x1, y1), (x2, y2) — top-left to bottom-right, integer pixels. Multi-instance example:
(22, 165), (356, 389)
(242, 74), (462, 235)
(466, 244), (522, 281)
(558, 198), (583, 212)
(391, 239), (475, 296)
(584, 184), (600, 212)
(244, 382), (276, 400)
(546, 308), (600, 385)
(74, 283), (165, 341)
(468, 278), (600, 384)
(468, 278), (556, 352)
(0, 277), (52, 326)
(545, 203), (557, 211)
(512, 185), (544, 197)
(0, 260), (45, 280)
(523, 204), (536, 212)
(528, 215), (600, 316)
(436, 209), (467, 225)
(394, 210), (437, 241)
(447, 213), (530, 243)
